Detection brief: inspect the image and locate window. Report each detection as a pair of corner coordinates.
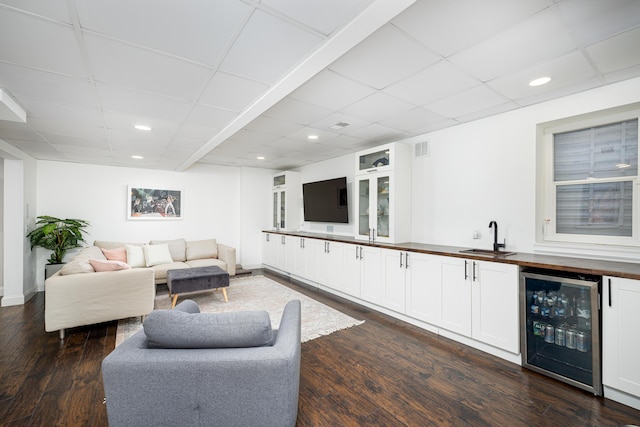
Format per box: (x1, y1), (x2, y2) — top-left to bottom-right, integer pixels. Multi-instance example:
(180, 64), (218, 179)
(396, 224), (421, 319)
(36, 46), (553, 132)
(540, 105), (640, 247)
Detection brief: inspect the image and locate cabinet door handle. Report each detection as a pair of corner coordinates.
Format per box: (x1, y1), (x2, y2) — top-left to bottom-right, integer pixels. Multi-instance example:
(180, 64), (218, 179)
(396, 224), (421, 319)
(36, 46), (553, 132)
(355, 246), (359, 260)
(326, 242), (330, 253)
(400, 252), (403, 268)
(472, 261), (477, 282)
(360, 247), (364, 260)
(608, 278), (612, 307)
(464, 260), (468, 280)
(405, 253), (409, 269)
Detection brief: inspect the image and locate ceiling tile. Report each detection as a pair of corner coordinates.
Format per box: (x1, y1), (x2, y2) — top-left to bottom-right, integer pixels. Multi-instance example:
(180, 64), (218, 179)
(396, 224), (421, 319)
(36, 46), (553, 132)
(0, 62), (96, 107)
(261, 0), (372, 36)
(97, 83), (192, 123)
(0, 9), (87, 77)
(555, 0), (640, 47)
(75, 0), (252, 67)
(41, 133), (109, 148)
(392, 0), (550, 56)
(19, 98), (102, 125)
(379, 107), (450, 133)
(424, 85), (508, 118)
(199, 72), (269, 112)
(329, 25), (440, 89)
(220, 9), (323, 84)
(0, 0), (72, 23)
(341, 91), (415, 123)
(263, 97), (333, 126)
(84, 34), (211, 101)
(26, 117), (106, 140)
(487, 51), (597, 100)
(184, 104), (239, 129)
(383, 60), (480, 106)
(173, 123), (220, 141)
(587, 27), (640, 74)
(344, 122), (405, 141)
(289, 70), (376, 111)
(449, 9), (577, 81)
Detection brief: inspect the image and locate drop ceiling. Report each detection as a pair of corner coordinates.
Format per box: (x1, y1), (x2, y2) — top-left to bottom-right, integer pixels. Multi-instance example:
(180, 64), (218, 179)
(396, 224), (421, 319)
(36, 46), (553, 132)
(0, 0), (639, 171)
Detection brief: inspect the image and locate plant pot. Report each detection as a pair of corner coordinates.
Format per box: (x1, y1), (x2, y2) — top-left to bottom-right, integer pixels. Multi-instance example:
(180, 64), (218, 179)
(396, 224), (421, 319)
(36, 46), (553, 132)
(45, 263), (64, 279)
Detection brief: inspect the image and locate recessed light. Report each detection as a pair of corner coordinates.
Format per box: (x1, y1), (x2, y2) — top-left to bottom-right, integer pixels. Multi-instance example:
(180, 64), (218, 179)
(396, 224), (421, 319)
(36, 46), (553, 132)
(529, 77), (551, 87)
(616, 163), (631, 168)
(257, 156), (265, 160)
(307, 134), (318, 140)
(134, 124), (152, 131)
(131, 155), (144, 159)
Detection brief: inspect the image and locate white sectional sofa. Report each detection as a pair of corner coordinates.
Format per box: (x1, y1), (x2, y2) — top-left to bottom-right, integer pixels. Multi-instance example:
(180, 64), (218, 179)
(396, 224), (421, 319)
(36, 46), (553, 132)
(44, 238), (236, 338)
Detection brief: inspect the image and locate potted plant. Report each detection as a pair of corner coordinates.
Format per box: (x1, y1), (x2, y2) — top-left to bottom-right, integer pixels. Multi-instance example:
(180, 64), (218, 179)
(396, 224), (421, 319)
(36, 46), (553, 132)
(26, 216), (90, 278)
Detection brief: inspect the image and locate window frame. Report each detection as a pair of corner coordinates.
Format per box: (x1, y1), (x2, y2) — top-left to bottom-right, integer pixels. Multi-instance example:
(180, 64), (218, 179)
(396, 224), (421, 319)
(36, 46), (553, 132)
(540, 105), (640, 247)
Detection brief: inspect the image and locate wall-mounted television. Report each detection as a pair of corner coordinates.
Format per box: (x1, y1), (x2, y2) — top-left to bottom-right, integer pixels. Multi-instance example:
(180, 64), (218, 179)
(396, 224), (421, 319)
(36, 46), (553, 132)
(303, 177), (348, 223)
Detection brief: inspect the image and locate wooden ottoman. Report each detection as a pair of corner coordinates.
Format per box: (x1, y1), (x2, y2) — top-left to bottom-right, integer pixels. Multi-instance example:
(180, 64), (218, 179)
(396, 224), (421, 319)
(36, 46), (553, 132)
(166, 266), (229, 308)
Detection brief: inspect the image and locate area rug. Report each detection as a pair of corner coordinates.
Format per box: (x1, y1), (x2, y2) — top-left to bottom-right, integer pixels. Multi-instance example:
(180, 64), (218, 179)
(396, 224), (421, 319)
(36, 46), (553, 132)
(116, 274), (364, 347)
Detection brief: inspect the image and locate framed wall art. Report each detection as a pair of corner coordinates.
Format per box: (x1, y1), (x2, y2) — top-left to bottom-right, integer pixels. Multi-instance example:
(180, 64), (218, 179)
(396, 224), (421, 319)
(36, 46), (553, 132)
(127, 186), (183, 220)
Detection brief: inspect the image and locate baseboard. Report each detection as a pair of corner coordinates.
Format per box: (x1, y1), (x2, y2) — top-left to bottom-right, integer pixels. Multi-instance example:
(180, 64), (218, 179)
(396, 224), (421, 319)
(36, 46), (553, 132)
(604, 385), (640, 411)
(1, 293), (25, 306)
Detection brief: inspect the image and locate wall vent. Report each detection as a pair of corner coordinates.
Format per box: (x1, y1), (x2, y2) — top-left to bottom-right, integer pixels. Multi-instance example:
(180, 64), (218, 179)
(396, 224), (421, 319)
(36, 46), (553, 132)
(414, 140), (430, 157)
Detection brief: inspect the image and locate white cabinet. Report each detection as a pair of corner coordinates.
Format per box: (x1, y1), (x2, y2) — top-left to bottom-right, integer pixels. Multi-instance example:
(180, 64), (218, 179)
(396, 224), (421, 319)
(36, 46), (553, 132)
(381, 249), (408, 312)
(316, 240), (345, 291)
(262, 232), (276, 267)
(439, 256), (519, 353)
(405, 252), (441, 325)
(343, 244), (381, 298)
(354, 143), (411, 243)
(603, 276), (640, 408)
(271, 171), (301, 231)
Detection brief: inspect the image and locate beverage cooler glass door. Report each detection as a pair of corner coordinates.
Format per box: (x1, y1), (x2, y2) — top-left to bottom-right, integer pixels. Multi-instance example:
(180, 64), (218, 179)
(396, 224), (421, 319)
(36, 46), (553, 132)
(520, 271), (602, 395)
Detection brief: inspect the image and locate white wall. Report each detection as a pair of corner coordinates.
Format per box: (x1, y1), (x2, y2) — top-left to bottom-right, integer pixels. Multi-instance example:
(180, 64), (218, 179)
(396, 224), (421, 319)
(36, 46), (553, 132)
(35, 161), (271, 288)
(0, 138), (37, 307)
(411, 77), (640, 255)
(239, 167), (274, 268)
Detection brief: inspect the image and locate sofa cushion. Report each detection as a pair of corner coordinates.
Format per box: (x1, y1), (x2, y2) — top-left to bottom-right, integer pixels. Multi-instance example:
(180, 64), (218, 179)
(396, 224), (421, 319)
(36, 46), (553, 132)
(60, 258), (95, 275)
(58, 246), (106, 275)
(143, 244), (173, 267)
(149, 262), (189, 281)
(89, 259), (131, 272)
(143, 308), (274, 349)
(185, 258), (227, 270)
(149, 238), (186, 262)
(94, 240), (131, 250)
(101, 247), (127, 263)
(186, 239), (218, 260)
(125, 244), (146, 268)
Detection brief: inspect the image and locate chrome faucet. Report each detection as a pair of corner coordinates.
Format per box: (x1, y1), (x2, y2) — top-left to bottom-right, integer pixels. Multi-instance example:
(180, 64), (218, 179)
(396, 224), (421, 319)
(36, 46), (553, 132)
(489, 221), (505, 252)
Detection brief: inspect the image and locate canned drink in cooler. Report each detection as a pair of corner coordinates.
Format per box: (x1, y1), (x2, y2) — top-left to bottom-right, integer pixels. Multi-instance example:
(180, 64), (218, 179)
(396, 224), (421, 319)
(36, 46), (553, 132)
(566, 329), (577, 349)
(555, 325), (566, 346)
(544, 324), (555, 343)
(577, 331), (590, 352)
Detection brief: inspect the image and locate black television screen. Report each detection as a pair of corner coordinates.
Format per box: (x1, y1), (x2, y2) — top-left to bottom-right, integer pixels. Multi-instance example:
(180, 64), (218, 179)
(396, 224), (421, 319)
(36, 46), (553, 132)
(303, 177), (348, 223)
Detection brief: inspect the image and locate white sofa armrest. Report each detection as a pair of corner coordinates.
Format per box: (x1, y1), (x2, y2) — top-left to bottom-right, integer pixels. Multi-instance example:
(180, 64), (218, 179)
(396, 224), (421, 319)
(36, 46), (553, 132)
(217, 244), (236, 276)
(45, 268), (155, 333)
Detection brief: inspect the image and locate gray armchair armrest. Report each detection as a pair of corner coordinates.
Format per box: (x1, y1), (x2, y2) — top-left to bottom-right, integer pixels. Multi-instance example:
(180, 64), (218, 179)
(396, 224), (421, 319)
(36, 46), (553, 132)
(102, 300), (301, 427)
(217, 243), (236, 275)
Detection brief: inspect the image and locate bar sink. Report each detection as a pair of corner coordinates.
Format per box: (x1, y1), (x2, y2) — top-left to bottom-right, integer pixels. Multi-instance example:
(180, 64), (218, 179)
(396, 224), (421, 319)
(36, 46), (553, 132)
(459, 248), (516, 257)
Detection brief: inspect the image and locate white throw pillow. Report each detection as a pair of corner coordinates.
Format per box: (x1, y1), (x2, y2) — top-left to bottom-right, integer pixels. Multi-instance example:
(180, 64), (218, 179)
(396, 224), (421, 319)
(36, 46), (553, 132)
(143, 244), (173, 267)
(125, 244), (146, 268)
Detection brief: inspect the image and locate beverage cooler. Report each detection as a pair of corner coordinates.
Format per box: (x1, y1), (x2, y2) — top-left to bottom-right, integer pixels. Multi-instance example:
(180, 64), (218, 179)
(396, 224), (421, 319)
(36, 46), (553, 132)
(520, 269), (602, 395)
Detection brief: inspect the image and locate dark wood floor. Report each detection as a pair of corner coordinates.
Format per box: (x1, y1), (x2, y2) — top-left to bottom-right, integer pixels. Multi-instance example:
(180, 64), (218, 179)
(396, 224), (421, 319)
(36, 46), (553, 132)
(1, 270), (640, 426)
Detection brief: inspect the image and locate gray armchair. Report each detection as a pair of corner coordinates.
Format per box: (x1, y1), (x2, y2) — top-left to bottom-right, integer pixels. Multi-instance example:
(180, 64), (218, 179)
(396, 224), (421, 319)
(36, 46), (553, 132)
(101, 299), (301, 427)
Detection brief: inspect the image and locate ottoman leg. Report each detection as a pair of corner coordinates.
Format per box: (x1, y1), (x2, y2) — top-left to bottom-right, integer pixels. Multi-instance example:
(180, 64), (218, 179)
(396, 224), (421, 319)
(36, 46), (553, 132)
(221, 288), (228, 303)
(171, 293), (179, 309)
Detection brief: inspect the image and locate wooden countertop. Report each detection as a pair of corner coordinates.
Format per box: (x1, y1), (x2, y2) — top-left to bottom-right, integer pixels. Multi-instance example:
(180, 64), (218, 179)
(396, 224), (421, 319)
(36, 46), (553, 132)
(263, 230), (640, 281)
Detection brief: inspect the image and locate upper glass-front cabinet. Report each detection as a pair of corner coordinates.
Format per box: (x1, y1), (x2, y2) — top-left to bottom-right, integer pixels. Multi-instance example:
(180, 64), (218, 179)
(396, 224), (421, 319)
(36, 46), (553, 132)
(356, 144), (396, 174)
(354, 142), (412, 243)
(271, 171), (301, 231)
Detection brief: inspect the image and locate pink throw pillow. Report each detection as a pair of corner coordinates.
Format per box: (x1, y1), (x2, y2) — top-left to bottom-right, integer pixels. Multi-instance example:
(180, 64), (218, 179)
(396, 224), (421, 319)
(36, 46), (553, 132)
(101, 247), (127, 263)
(89, 259), (131, 272)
